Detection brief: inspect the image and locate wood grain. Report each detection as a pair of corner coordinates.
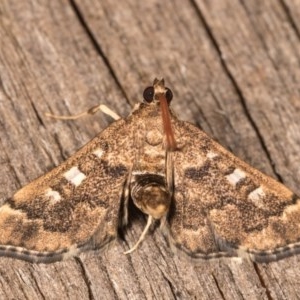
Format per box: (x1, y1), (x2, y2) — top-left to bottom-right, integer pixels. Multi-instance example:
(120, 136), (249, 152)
(0, 0), (300, 299)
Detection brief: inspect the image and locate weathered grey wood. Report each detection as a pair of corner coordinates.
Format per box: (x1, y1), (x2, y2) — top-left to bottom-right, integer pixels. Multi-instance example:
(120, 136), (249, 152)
(0, 0), (300, 299)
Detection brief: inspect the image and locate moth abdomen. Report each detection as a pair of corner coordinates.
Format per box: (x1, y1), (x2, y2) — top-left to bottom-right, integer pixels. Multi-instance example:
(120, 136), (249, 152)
(130, 174), (171, 219)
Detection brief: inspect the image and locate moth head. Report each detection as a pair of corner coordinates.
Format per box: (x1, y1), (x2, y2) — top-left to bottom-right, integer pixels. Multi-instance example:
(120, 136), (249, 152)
(143, 78), (173, 104)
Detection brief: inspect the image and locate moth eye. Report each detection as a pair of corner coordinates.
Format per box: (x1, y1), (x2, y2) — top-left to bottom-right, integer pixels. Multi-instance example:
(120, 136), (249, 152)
(166, 88), (173, 104)
(143, 86), (154, 103)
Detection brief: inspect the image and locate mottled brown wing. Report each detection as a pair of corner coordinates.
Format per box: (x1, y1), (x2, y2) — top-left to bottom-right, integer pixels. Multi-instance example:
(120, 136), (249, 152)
(168, 120), (300, 262)
(0, 117), (133, 263)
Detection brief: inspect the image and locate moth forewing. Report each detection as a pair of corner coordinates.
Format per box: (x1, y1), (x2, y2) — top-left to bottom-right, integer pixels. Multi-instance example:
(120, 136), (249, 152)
(167, 119), (300, 262)
(0, 115), (131, 262)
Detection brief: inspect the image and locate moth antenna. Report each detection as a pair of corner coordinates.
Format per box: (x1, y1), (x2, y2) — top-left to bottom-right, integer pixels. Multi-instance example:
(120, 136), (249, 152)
(124, 215), (153, 254)
(159, 94), (177, 151)
(166, 151), (175, 194)
(45, 104), (121, 121)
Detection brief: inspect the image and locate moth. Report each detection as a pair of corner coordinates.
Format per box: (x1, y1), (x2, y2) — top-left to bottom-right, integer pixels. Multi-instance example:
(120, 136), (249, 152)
(1, 78), (300, 263)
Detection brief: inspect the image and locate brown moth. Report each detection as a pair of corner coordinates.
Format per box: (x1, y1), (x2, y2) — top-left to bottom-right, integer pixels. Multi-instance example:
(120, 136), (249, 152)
(1, 78), (300, 263)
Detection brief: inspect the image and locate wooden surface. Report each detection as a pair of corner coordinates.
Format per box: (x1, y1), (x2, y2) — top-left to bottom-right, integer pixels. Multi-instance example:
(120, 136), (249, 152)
(1, 0), (300, 299)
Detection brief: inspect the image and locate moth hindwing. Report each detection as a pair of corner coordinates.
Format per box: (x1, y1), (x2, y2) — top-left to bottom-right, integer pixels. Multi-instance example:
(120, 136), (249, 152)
(1, 78), (300, 263)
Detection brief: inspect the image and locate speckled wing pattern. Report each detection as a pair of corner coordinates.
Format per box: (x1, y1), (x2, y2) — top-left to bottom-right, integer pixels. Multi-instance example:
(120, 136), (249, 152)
(0, 117), (133, 262)
(167, 118), (300, 262)
(1, 78), (300, 263)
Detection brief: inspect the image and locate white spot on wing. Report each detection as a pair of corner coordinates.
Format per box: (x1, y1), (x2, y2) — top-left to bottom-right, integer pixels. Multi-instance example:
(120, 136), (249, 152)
(0, 204), (23, 215)
(62, 245), (80, 260)
(132, 170), (165, 176)
(226, 168), (246, 186)
(45, 188), (61, 204)
(64, 166), (86, 187)
(248, 187), (265, 207)
(284, 199), (300, 215)
(282, 199), (300, 222)
(93, 149), (104, 158)
(206, 151), (218, 159)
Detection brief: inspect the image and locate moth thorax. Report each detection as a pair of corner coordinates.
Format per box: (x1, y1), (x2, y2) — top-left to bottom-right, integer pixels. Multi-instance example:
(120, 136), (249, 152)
(130, 174), (171, 220)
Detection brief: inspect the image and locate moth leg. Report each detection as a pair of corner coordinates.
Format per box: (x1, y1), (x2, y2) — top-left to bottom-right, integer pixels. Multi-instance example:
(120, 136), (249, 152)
(121, 167), (133, 227)
(45, 104), (121, 121)
(124, 215), (153, 254)
(159, 214), (168, 230)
